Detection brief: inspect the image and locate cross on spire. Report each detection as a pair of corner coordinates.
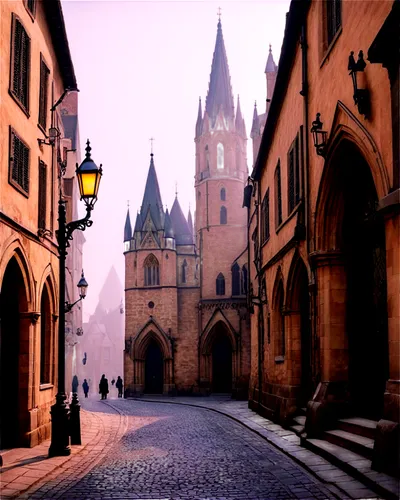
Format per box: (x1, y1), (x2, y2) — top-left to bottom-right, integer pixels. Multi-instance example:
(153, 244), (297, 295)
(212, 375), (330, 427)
(149, 137), (155, 155)
(175, 182), (178, 198)
(217, 6), (221, 21)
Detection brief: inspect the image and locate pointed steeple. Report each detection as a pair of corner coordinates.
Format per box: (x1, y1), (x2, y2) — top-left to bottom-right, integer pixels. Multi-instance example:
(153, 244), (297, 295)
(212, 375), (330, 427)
(170, 197), (193, 245)
(124, 209), (132, 242)
(164, 209), (175, 239)
(134, 211), (143, 232)
(235, 95), (246, 137)
(250, 102), (260, 139)
(140, 154), (164, 230)
(205, 19), (235, 127)
(187, 208), (193, 235)
(265, 44), (278, 73)
(195, 97), (203, 137)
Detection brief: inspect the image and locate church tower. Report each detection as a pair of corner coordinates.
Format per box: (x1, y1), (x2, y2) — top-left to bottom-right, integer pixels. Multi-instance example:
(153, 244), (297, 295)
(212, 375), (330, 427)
(194, 18), (250, 396)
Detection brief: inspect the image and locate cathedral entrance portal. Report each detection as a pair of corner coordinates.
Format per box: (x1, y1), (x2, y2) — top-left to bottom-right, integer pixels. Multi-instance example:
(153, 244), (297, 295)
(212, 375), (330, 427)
(211, 326), (232, 393)
(0, 257), (28, 449)
(145, 339), (164, 394)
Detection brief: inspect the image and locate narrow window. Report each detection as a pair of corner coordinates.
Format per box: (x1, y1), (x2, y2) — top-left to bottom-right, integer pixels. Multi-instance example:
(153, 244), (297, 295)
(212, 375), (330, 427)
(326, 0), (342, 45)
(144, 254), (160, 286)
(261, 190), (270, 243)
(38, 160), (47, 229)
(9, 128), (29, 195)
(26, 0), (36, 16)
(231, 263), (240, 296)
(182, 259), (187, 284)
(220, 206), (227, 224)
(205, 145), (210, 170)
(217, 143), (224, 169)
(275, 281), (285, 356)
(216, 273), (225, 295)
(10, 16), (30, 112)
(241, 265), (248, 295)
(220, 187), (226, 201)
(275, 161), (282, 227)
(288, 135), (300, 214)
(40, 284), (52, 384)
(38, 56), (50, 130)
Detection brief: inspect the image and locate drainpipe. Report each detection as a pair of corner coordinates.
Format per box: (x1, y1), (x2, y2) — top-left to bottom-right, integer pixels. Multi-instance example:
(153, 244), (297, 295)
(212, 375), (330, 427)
(256, 179), (263, 408)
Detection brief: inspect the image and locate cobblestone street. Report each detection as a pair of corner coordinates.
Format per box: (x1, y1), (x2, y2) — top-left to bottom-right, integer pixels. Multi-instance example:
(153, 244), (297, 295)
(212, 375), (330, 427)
(25, 400), (341, 500)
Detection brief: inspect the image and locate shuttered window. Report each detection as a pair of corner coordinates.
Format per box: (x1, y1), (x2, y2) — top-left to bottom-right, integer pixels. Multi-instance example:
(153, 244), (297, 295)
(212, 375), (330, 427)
(275, 161), (282, 228)
(38, 160), (47, 229)
(10, 16), (30, 112)
(9, 128), (30, 195)
(288, 135), (300, 214)
(38, 57), (50, 130)
(261, 189), (270, 244)
(326, 0), (342, 45)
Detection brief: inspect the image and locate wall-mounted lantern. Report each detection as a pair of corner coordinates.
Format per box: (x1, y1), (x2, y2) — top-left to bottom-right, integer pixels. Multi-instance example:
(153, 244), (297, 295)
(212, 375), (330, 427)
(310, 113), (328, 157)
(348, 50), (369, 117)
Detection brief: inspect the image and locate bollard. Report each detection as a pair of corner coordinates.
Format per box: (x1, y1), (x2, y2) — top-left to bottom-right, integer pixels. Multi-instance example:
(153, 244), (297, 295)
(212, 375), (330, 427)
(69, 393), (81, 445)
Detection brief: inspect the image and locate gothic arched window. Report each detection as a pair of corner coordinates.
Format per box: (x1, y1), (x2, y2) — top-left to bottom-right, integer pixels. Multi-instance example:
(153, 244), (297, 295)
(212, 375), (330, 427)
(220, 187), (226, 201)
(182, 259), (187, 284)
(216, 273), (225, 295)
(275, 281), (285, 356)
(220, 206), (227, 225)
(205, 145), (210, 170)
(217, 143), (224, 169)
(231, 263), (240, 296)
(144, 254), (160, 286)
(241, 264), (248, 295)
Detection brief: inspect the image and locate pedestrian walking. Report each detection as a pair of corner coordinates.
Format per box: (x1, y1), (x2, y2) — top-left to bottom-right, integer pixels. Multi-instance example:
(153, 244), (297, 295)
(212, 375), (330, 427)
(72, 375), (79, 393)
(116, 376), (123, 398)
(99, 374), (109, 400)
(82, 379), (89, 398)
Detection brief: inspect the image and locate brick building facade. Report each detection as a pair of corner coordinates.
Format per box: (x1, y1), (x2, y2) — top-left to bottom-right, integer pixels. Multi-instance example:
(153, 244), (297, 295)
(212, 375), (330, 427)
(123, 19), (251, 397)
(247, 0), (399, 477)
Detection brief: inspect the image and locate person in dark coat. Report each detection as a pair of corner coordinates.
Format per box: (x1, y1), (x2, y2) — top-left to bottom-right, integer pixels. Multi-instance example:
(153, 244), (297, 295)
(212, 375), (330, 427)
(82, 379), (89, 398)
(72, 375), (79, 393)
(99, 374), (109, 400)
(116, 376), (123, 398)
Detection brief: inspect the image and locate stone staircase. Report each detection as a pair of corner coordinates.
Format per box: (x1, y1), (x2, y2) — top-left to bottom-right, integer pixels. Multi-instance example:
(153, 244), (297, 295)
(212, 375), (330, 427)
(289, 407), (306, 436)
(302, 416), (399, 500)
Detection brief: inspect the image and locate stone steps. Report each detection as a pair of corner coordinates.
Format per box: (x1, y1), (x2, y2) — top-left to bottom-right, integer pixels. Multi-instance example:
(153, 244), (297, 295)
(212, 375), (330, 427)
(323, 429), (374, 459)
(337, 416), (378, 440)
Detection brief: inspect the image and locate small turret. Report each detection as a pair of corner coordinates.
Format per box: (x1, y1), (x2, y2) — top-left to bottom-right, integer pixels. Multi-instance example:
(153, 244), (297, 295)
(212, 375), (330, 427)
(250, 102), (260, 139)
(124, 209), (132, 242)
(235, 95), (246, 138)
(195, 98), (203, 138)
(164, 209), (175, 239)
(265, 45), (278, 109)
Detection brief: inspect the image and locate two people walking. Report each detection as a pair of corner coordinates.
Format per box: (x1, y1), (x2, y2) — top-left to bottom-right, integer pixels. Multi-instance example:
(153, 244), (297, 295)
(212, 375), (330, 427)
(99, 374), (123, 399)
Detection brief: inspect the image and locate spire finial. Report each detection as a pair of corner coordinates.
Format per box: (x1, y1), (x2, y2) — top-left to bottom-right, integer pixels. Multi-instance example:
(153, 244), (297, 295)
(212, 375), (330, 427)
(254, 100), (257, 108)
(85, 139), (91, 159)
(175, 182), (178, 198)
(149, 137), (155, 155)
(217, 6), (221, 22)
(127, 200), (130, 208)
(269, 44), (272, 53)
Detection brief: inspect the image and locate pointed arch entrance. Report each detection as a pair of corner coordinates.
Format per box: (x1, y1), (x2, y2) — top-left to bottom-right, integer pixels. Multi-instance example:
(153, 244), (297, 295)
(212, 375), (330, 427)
(212, 327), (232, 393)
(315, 139), (389, 417)
(145, 338), (164, 394)
(0, 257), (29, 449)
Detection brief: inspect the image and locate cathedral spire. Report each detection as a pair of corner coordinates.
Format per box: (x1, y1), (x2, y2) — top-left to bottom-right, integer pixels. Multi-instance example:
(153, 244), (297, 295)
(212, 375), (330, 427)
(140, 153), (164, 230)
(250, 102), (260, 139)
(164, 208), (175, 239)
(235, 95), (246, 137)
(170, 197), (193, 245)
(195, 97), (203, 137)
(265, 44), (278, 73)
(124, 208), (132, 242)
(134, 211), (143, 232)
(187, 207), (193, 235)
(205, 18), (235, 127)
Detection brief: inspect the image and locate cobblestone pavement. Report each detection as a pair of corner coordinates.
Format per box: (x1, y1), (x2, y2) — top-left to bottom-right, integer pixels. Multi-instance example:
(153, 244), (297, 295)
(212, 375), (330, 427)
(28, 400), (340, 500)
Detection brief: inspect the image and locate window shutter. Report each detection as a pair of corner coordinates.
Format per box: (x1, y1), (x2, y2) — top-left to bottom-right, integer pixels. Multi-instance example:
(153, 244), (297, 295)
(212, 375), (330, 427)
(22, 143), (29, 192)
(265, 190), (270, 241)
(12, 20), (22, 97)
(12, 18), (30, 111)
(21, 27), (30, 109)
(288, 147), (295, 213)
(275, 162), (282, 227)
(10, 129), (30, 194)
(294, 135), (300, 205)
(38, 160), (47, 229)
(39, 59), (49, 129)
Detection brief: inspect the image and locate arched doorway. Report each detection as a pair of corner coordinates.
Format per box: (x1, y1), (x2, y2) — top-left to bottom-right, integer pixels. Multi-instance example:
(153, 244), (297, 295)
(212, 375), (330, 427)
(318, 141), (389, 418)
(0, 257), (28, 449)
(212, 326), (232, 393)
(145, 339), (164, 394)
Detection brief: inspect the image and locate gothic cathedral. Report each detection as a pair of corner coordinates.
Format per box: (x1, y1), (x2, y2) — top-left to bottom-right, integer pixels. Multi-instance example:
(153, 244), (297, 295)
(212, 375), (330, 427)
(123, 19), (251, 397)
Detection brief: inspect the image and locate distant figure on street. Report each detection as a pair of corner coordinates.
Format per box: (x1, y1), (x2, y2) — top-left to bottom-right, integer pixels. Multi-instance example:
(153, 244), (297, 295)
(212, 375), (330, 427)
(111, 378), (115, 386)
(116, 376), (123, 398)
(82, 379), (89, 398)
(99, 374), (109, 400)
(72, 375), (79, 394)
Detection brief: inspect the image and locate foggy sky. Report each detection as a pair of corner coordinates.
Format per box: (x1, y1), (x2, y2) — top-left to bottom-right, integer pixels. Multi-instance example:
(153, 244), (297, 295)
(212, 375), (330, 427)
(61, 0), (290, 319)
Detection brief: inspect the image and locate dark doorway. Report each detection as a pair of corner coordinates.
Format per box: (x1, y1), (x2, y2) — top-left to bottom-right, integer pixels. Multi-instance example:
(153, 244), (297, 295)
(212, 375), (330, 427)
(340, 144), (389, 418)
(212, 329), (232, 393)
(145, 339), (164, 394)
(0, 257), (25, 449)
(298, 263), (312, 404)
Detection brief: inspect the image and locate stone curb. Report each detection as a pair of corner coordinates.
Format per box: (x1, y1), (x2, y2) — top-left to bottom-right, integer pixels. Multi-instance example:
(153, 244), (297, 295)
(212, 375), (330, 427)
(130, 397), (384, 500)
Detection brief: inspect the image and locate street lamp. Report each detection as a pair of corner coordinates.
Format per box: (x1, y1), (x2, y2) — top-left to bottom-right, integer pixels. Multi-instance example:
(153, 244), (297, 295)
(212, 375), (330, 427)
(310, 113), (328, 157)
(65, 271), (88, 313)
(348, 50), (370, 117)
(49, 140), (102, 457)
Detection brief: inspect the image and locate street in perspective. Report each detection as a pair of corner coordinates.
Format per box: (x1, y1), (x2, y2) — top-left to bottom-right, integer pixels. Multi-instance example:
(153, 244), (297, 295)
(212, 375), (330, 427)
(0, 0), (399, 499)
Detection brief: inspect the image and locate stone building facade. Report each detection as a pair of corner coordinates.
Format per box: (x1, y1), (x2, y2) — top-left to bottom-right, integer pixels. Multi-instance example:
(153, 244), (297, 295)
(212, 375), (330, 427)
(0, 0), (80, 449)
(247, 0), (399, 477)
(124, 19), (251, 397)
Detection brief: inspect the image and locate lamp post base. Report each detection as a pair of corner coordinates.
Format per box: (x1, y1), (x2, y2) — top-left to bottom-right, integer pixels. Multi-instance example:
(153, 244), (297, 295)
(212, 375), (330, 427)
(48, 393), (71, 457)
